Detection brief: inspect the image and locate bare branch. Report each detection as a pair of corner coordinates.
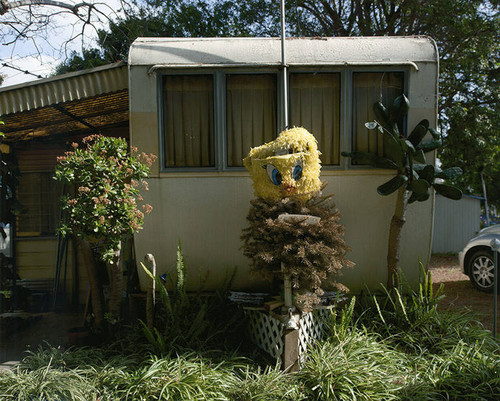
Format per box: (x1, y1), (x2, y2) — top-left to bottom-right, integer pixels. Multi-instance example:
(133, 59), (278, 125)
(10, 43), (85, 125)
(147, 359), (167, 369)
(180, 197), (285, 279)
(0, 0), (88, 15)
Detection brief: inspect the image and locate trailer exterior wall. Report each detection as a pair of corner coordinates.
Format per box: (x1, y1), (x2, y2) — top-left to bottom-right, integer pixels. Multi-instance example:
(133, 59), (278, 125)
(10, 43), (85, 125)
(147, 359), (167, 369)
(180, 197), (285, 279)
(129, 37), (438, 292)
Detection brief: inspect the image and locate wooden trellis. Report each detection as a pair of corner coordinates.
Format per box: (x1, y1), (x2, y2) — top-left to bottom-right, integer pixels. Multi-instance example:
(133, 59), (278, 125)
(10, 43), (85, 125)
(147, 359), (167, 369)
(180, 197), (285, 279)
(244, 307), (332, 370)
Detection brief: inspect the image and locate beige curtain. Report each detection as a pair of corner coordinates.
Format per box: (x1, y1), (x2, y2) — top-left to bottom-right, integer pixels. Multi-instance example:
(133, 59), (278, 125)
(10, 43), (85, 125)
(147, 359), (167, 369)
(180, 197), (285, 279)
(226, 74), (277, 167)
(352, 72), (404, 157)
(290, 73), (341, 165)
(163, 75), (215, 168)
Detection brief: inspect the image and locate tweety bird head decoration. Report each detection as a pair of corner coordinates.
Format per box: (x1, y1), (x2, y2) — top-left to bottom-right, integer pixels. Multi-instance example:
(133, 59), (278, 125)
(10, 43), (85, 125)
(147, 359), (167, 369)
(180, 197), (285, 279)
(243, 127), (322, 201)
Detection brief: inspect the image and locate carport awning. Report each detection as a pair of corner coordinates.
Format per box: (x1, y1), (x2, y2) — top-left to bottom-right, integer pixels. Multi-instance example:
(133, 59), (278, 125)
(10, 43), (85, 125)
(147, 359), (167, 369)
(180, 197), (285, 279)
(0, 62), (129, 142)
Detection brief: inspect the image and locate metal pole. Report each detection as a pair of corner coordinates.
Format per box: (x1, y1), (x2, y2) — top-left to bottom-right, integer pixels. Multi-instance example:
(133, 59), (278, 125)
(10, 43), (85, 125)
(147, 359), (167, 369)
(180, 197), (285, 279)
(490, 238), (499, 338)
(481, 172), (490, 226)
(282, 262), (292, 309)
(280, 0), (288, 129)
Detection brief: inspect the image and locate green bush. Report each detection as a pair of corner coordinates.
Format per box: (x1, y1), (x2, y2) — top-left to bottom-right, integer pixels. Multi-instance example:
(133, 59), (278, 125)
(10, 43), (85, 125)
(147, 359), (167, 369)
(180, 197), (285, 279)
(2, 263), (499, 400)
(354, 264), (495, 354)
(141, 243), (245, 353)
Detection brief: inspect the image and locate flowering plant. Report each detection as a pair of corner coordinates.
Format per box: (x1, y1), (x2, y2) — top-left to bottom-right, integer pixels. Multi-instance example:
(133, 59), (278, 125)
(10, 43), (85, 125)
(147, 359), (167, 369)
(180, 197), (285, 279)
(54, 135), (156, 262)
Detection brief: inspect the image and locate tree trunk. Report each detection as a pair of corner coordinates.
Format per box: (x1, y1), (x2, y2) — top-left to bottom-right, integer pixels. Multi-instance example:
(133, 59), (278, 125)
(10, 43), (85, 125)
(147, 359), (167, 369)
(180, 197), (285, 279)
(78, 238), (105, 329)
(386, 188), (409, 289)
(107, 242), (123, 321)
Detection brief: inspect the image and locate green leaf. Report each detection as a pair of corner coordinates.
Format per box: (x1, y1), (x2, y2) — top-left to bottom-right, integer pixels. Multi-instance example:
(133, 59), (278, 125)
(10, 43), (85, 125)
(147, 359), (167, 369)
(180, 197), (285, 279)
(428, 127), (440, 140)
(409, 179), (431, 195)
(412, 164), (427, 173)
(435, 167), (463, 180)
(371, 156), (399, 170)
(377, 175), (408, 196)
(402, 139), (416, 154)
(418, 165), (436, 182)
(391, 94), (410, 120)
(408, 191), (430, 204)
(414, 149), (426, 164)
(408, 120), (429, 146)
(418, 139), (442, 153)
(373, 101), (393, 133)
(384, 137), (405, 167)
(433, 183), (462, 200)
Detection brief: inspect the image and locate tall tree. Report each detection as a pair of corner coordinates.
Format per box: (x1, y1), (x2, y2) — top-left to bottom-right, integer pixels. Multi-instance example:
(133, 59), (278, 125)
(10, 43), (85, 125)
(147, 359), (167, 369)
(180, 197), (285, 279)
(291, 1), (500, 207)
(6, 0), (498, 207)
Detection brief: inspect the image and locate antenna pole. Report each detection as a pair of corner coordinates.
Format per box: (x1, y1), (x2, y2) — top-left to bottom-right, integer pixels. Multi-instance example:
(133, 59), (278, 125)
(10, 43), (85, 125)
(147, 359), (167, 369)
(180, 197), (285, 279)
(281, 0), (288, 129)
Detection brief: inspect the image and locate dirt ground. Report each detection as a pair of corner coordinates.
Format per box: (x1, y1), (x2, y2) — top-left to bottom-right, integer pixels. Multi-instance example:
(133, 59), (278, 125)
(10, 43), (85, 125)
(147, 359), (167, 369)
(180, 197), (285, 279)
(429, 254), (499, 333)
(0, 312), (82, 364)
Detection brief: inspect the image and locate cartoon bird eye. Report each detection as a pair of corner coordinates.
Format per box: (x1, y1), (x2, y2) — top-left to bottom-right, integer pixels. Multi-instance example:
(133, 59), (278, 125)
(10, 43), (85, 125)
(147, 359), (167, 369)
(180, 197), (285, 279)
(292, 159), (303, 181)
(266, 164), (282, 186)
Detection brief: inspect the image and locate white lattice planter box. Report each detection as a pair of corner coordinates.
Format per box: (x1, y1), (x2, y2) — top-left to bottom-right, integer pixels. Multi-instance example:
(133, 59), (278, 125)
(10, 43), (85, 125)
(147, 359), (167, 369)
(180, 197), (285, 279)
(244, 307), (332, 370)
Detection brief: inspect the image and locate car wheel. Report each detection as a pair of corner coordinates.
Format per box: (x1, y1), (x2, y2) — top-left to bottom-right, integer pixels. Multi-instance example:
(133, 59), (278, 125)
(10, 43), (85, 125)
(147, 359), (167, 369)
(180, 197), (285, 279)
(468, 250), (498, 292)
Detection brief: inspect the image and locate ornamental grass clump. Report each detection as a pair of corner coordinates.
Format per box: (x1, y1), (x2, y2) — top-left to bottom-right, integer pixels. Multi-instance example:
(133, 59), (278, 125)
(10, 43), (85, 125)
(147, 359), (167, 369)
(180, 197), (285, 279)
(54, 135), (156, 329)
(141, 243), (244, 353)
(356, 265), (496, 354)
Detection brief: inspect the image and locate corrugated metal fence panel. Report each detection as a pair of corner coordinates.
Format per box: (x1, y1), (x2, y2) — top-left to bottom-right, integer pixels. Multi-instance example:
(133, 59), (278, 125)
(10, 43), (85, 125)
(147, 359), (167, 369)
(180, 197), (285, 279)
(0, 62), (128, 116)
(432, 195), (481, 254)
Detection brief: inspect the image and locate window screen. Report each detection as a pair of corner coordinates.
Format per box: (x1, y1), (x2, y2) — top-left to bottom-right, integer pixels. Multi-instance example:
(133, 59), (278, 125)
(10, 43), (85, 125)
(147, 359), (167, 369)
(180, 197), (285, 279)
(226, 74), (277, 167)
(17, 172), (61, 236)
(352, 72), (404, 157)
(290, 73), (341, 165)
(163, 75), (215, 168)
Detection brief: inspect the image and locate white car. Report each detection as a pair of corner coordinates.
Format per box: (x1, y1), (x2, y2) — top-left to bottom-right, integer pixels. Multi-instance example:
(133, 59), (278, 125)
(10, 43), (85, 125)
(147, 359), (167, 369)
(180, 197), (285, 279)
(459, 224), (500, 292)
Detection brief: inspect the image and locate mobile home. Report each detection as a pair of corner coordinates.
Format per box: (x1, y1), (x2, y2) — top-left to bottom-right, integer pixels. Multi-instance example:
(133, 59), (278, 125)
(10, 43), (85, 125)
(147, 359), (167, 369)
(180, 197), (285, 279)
(128, 36), (439, 292)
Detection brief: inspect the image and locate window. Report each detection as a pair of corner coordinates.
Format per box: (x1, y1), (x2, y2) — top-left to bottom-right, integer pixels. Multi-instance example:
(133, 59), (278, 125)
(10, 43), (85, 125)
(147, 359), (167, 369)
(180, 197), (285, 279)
(17, 172), (61, 236)
(226, 74), (277, 167)
(352, 72), (405, 157)
(163, 74), (215, 168)
(160, 69), (406, 170)
(290, 73), (341, 165)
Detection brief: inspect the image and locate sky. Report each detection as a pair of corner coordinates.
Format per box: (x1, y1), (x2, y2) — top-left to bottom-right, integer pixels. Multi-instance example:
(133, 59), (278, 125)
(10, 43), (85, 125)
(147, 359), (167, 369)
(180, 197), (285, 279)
(0, 0), (126, 87)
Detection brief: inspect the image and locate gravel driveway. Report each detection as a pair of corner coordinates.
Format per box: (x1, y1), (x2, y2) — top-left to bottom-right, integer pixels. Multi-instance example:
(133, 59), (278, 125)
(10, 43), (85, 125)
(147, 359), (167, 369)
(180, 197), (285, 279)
(430, 254), (499, 333)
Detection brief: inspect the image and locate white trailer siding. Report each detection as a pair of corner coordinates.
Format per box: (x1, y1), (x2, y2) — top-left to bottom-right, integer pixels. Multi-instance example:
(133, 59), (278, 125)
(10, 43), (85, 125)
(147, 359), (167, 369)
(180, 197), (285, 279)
(129, 37), (439, 292)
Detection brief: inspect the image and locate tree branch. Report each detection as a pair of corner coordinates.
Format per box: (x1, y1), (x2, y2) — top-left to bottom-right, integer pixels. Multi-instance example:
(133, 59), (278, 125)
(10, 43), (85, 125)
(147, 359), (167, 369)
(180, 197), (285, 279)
(0, 0), (99, 16)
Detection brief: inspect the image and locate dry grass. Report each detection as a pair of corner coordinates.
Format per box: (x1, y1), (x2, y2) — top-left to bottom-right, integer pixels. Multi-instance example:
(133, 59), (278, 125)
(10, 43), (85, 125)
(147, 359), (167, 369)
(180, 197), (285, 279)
(429, 254), (499, 332)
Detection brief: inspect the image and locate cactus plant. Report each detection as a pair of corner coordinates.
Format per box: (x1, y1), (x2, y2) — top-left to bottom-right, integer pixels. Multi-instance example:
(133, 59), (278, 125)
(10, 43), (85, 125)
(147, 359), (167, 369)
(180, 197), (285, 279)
(342, 95), (462, 288)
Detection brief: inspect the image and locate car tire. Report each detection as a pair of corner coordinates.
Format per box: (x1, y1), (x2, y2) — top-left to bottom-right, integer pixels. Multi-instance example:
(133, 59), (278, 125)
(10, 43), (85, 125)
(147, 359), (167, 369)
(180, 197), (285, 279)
(467, 249), (498, 293)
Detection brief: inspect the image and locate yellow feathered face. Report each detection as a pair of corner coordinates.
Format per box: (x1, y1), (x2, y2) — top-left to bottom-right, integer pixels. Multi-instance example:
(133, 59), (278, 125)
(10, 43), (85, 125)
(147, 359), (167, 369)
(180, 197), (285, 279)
(243, 127), (322, 201)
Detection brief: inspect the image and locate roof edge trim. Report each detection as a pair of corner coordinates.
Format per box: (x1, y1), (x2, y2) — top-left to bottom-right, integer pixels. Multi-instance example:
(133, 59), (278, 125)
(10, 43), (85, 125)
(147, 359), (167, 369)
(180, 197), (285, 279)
(0, 62), (128, 116)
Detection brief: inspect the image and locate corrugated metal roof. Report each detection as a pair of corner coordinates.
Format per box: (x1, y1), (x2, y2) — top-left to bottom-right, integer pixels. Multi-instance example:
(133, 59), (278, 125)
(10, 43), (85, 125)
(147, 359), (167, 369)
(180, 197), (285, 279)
(129, 36), (438, 68)
(2, 90), (129, 141)
(0, 61), (128, 116)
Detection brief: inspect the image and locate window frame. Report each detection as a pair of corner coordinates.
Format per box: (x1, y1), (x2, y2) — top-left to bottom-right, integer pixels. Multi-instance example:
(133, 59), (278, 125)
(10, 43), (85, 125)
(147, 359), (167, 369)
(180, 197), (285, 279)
(223, 70), (280, 170)
(16, 170), (62, 238)
(158, 66), (409, 173)
(346, 67), (409, 170)
(288, 69), (343, 168)
(158, 71), (218, 173)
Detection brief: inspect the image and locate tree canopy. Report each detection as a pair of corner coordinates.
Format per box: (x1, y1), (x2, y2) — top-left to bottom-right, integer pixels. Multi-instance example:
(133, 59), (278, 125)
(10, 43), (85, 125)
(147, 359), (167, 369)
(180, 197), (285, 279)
(3, 0), (498, 207)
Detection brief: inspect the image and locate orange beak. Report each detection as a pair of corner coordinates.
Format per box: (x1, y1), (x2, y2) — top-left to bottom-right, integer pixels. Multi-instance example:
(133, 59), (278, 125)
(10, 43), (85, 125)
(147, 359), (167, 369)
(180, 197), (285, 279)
(282, 184), (297, 195)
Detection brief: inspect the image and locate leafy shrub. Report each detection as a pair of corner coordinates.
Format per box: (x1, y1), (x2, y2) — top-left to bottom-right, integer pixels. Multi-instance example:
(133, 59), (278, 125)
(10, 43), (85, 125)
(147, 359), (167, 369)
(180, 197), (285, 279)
(141, 243), (245, 353)
(54, 135), (155, 262)
(355, 264), (495, 353)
